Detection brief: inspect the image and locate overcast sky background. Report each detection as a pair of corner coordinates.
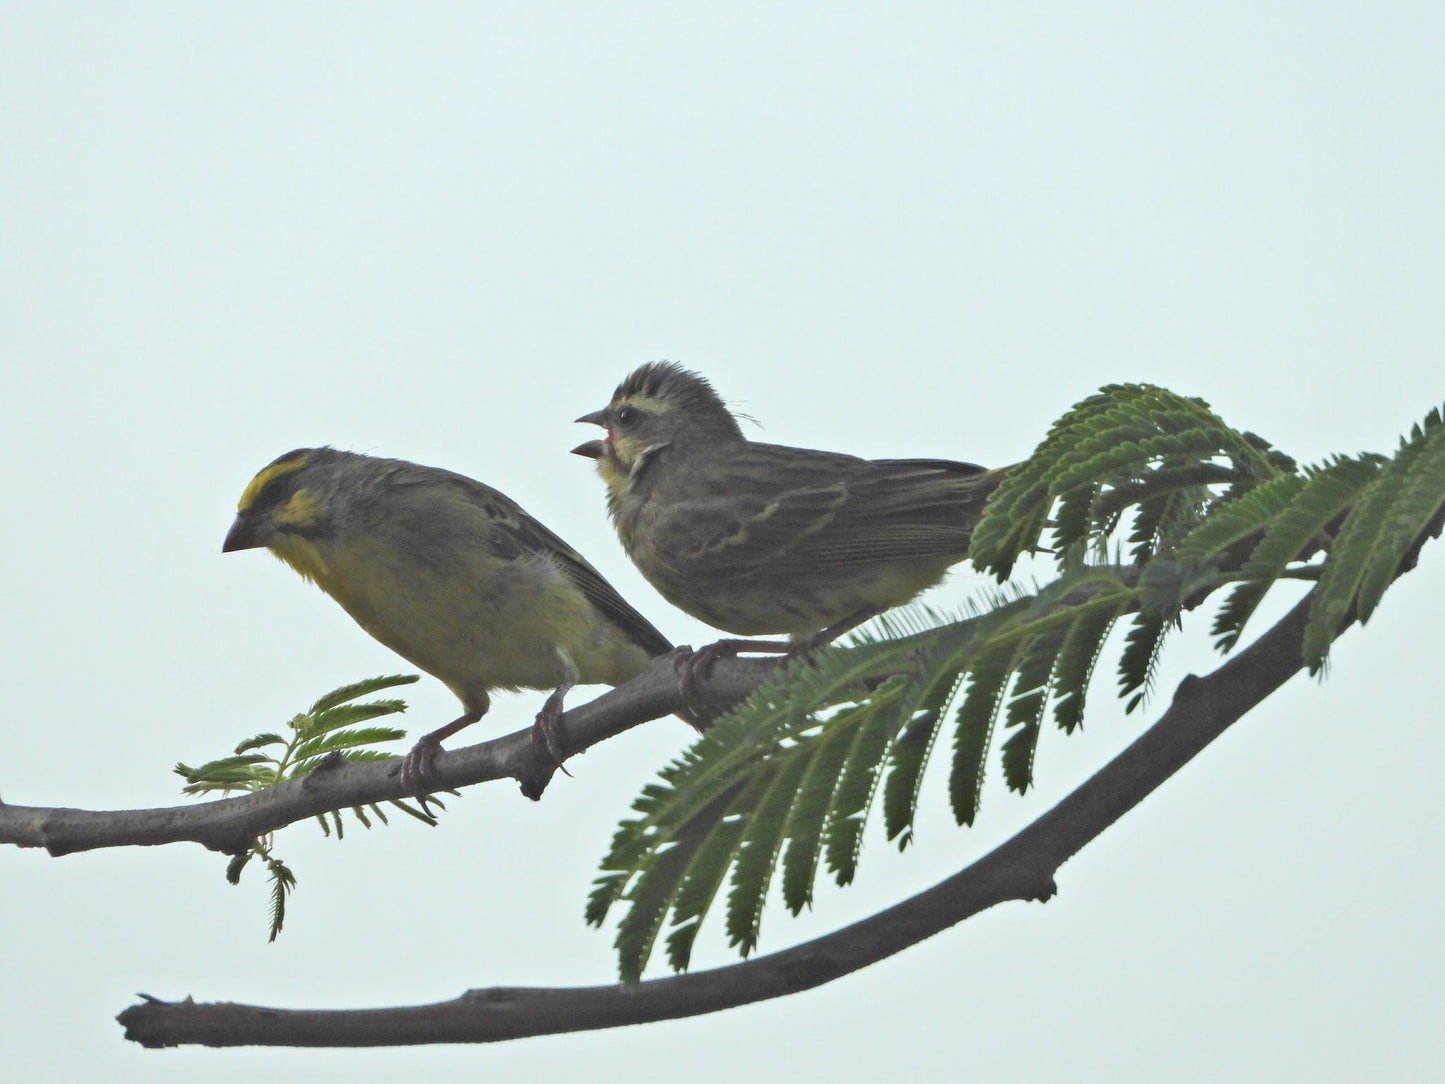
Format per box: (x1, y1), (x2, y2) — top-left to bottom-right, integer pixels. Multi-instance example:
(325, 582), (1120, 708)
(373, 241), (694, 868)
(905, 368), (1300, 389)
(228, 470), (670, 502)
(3, 4), (1442, 1080)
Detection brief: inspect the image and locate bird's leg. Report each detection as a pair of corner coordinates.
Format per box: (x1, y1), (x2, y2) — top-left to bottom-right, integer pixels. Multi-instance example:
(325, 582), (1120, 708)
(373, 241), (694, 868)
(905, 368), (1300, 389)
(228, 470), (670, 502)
(533, 647), (579, 770)
(399, 709), (483, 795)
(795, 606), (882, 655)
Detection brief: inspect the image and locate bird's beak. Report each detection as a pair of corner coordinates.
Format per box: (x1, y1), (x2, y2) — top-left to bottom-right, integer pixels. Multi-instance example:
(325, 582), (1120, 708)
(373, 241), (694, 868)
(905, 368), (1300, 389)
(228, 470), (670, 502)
(573, 408), (609, 458)
(222, 512), (268, 553)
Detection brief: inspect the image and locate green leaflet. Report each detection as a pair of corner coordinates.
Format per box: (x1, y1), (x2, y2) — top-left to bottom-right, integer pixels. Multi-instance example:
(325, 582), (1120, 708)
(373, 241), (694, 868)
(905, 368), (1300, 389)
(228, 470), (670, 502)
(665, 812), (749, 973)
(726, 754), (815, 956)
(299, 701), (409, 741)
(1174, 472), (1309, 570)
(1051, 593), (1128, 733)
(1118, 612), (1169, 714)
(1210, 456), (1382, 650)
(820, 702), (896, 886)
(881, 675), (960, 848)
(1000, 624), (1069, 794)
(789, 716), (875, 905)
(614, 782), (753, 983)
(177, 675), (433, 940)
(948, 635), (1021, 826)
(971, 383), (1284, 579)
(308, 674), (418, 714)
(1091, 463), (1240, 525)
(587, 640), (910, 931)
(1306, 406), (1445, 671)
(291, 726), (407, 763)
(263, 851), (297, 944)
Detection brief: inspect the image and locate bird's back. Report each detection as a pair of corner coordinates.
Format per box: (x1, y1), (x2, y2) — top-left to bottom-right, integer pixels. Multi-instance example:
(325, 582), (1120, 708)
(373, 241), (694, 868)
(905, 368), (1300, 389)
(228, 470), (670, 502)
(620, 440), (1002, 637)
(307, 455), (672, 698)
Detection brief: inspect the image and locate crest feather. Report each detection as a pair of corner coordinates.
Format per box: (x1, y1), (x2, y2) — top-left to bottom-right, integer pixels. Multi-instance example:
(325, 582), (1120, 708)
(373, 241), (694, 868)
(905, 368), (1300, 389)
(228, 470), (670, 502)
(614, 362), (729, 417)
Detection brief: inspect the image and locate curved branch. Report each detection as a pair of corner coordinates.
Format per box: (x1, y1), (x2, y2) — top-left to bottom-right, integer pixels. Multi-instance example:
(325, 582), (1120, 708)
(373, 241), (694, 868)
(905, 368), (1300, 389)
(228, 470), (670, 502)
(0, 651), (778, 858)
(118, 589), (1319, 1048)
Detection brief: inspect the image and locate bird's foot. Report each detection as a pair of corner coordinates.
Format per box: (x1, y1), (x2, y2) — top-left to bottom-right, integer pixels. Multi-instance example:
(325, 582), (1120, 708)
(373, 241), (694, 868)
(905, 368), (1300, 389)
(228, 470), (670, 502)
(532, 693), (574, 776)
(398, 735), (443, 796)
(674, 638), (794, 715)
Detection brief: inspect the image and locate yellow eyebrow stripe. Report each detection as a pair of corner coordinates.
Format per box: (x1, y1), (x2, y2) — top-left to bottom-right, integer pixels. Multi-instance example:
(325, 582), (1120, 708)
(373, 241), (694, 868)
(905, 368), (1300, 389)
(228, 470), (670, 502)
(238, 451), (311, 512)
(617, 394), (668, 413)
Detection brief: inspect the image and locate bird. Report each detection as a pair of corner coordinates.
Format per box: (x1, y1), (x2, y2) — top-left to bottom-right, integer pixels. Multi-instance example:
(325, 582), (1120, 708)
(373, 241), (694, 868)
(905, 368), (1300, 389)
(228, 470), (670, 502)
(572, 362), (1006, 684)
(221, 446), (675, 792)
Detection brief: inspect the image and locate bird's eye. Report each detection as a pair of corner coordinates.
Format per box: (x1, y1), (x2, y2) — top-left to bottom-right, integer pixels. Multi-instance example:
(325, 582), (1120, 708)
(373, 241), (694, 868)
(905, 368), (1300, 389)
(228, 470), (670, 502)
(615, 405), (638, 426)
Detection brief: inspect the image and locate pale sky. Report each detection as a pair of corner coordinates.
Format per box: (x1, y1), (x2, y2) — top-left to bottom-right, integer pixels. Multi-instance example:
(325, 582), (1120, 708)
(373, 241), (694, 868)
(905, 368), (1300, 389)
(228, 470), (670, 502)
(3, 4), (1442, 1081)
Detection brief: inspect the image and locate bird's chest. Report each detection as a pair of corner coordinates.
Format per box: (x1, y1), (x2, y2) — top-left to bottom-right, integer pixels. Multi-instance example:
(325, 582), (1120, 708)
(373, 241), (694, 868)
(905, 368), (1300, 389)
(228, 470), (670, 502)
(311, 543), (577, 690)
(609, 485), (658, 562)
(612, 491), (681, 585)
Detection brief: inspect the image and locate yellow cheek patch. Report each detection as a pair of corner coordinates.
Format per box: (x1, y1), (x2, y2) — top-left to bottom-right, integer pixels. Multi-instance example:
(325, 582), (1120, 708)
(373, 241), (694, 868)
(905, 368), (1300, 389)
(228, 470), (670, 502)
(596, 453), (628, 497)
(238, 451), (311, 512)
(606, 433), (647, 473)
(274, 488), (321, 526)
(269, 533), (329, 584)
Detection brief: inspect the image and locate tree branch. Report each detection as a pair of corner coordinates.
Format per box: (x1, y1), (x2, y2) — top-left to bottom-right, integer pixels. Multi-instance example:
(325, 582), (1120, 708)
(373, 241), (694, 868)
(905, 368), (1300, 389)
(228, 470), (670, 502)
(117, 587), (1321, 1048)
(0, 651), (777, 858)
(0, 570), (1139, 859)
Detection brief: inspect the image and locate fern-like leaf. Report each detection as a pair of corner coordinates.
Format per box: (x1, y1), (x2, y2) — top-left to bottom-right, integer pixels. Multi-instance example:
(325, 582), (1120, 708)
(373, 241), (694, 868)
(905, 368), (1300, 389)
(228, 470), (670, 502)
(181, 675), (429, 941)
(1306, 406), (1445, 670)
(948, 638), (1017, 825)
(972, 383), (1281, 579)
(592, 387), (1445, 983)
(1210, 455), (1382, 650)
(1050, 592), (1127, 733)
(664, 810), (750, 973)
(292, 726), (406, 763)
(264, 854), (297, 943)
(881, 703), (949, 849)
(308, 674), (419, 714)
(298, 701), (409, 740)
(725, 754), (813, 957)
(821, 704), (896, 885)
(1118, 612), (1169, 714)
(1000, 625), (1069, 794)
(785, 717), (872, 910)
(233, 733), (286, 755)
(614, 782), (756, 983)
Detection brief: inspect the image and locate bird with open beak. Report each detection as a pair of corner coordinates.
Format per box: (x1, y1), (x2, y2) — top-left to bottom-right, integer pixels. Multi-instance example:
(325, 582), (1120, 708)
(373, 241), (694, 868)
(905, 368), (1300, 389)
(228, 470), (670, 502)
(573, 362), (1006, 683)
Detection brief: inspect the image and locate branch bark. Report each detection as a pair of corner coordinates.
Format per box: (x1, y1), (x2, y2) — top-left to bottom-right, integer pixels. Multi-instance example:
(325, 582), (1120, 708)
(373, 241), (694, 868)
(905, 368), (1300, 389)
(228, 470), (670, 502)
(0, 651), (777, 858)
(117, 589), (1320, 1048)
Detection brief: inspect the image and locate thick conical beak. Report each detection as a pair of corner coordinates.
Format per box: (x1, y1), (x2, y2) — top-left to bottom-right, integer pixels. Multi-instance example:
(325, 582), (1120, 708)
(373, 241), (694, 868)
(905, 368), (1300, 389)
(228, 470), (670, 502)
(571, 440), (605, 459)
(575, 409), (608, 427)
(222, 512), (268, 553)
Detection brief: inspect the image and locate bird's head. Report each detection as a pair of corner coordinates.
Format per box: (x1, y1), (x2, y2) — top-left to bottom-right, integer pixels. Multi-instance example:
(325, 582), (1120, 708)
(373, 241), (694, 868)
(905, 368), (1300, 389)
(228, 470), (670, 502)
(572, 362), (743, 490)
(222, 447), (350, 581)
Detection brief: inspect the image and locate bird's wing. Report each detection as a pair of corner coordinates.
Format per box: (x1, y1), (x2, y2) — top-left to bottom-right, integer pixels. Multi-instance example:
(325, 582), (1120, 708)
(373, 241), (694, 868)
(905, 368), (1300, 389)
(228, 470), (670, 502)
(648, 456), (997, 579)
(495, 508), (675, 657)
(401, 467), (674, 657)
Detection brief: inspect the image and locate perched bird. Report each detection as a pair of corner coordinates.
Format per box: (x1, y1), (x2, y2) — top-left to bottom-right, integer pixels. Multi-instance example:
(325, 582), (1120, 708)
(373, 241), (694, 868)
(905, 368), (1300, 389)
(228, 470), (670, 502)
(573, 362), (1005, 675)
(222, 447), (674, 790)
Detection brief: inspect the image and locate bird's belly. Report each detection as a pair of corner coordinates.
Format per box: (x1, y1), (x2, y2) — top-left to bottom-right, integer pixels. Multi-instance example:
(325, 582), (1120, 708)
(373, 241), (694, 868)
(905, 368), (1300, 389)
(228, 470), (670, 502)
(658, 559), (955, 638)
(315, 548), (646, 696)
